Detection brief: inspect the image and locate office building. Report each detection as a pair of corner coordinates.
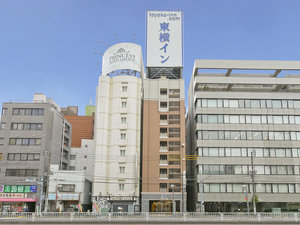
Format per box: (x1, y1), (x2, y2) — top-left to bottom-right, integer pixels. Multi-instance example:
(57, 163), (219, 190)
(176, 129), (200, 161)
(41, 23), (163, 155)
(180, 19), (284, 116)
(0, 93), (71, 212)
(187, 59), (300, 212)
(92, 42), (144, 212)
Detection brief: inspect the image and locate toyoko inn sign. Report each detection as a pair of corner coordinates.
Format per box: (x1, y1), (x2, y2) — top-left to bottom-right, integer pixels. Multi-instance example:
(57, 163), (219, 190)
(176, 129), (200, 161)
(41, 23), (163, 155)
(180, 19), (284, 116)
(146, 11), (183, 67)
(102, 43), (144, 77)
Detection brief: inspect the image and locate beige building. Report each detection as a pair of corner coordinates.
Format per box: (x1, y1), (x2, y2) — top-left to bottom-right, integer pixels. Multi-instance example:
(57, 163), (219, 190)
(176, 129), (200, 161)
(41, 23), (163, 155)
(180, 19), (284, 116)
(141, 78), (186, 212)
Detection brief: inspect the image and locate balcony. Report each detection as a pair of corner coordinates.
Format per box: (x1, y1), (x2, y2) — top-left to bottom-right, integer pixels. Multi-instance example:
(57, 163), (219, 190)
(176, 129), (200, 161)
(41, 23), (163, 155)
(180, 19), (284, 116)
(159, 160), (168, 165)
(159, 174), (168, 179)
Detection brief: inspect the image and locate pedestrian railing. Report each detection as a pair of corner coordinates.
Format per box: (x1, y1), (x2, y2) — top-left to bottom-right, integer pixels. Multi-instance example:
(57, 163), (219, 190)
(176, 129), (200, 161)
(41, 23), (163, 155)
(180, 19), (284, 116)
(0, 212), (299, 223)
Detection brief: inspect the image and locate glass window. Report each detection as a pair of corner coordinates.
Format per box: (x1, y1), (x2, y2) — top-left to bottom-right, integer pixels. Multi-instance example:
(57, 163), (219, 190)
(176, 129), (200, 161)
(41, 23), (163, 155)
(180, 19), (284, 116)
(229, 100), (238, 108)
(223, 99), (229, 107)
(267, 115), (273, 124)
(288, 100), (294, 108)
(203, 184), (209, 192)
(291, 132), (296, 140)
(208, 131), (218, 140)
(207, 115), (218, 123)
(295, 116), (300, 124)
(202, 148), (209, 156)
(265, 166), (271, 174)
(261, 115), (267, 124)
(266, 184), (272, 193)
(232, 184), (242, 192)
(246, 115), (251, 123)
(16, 139), (22, 145)
(20, 153), (27, 161)
(217, 99), (223, 107)
(283, 116), (289, 124)
(226, 184), (232, 192)
(240, 115), (245, 123)
(253, 132), (262, 140)
(272, 100), (282, 108)
(264, 148), (269, 157)
(275, 132), (284, 140)
(256, 166), (264, 174)
(218, 131), (224, 140)
(286, 149), (292, 157)
(266, 100), (272, 108)
(231, 131), (240, 140)
(224, 115), (229, 123)
(278, 184), (288, 193)
(272, 184), (278, 193)
(235, 165), (242, 174)
(260, 100), (266, 108)
(242, 148), (247, 157)
(230, 115), (239, 123)
(269, 149), (276, 157)
(210, 184), (220, 192)
(287, 166), (294, 175)
(268, 132), (274, 140)
(225, 165), (234, 174)
(273, 116), (283, 124)
(289, 184), (295, 193)
(209, 148), (219, 157)
(247, 131), (253, 140)
(271, 165), (277, 174)
(256, 184), (265, 192)
(294, 100), (300, 108)
(255, 148), (263, 157)
(240, 131), (246, 140)
(197, 131), (202, 140)
(202, 115), (207, 123)
(231, 148), (241, 156)
(276, 149), (285, 157)
(289, 116), (295, 124)
(239, 100), (244, 108)
(219, 148), (225, 157)
(202, 99), (207, 107)
(218, 115), (223, 123)
(263, 132), (268, 140)
(277, 166), (287, 175)
(220, 184), (226, 192)
(282, 100), (288, 108)
(245, 100), (250, 108)
(284, 132), (290, 140)
(251, 100), (260, 108)
(14, 154), (20, 160)
(225, 148), (231, 156)
(207, 99), (217, 107)
(252, 116), (261, 124)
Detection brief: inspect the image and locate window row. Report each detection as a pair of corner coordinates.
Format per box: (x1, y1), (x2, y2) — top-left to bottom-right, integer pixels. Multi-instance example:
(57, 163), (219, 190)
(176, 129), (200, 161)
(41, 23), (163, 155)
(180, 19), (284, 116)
(160, 114), (180, 124)
(6, 169), (39, 177)
(160, 141), (181, 151)
(7, 153), (40, 161)
(11, 123), (43, 130)
(196, 98), (300, 109)
(159, 183), (181, 192)
(200, 183), (300, 194)
(197, 147), (300, 158)
(58, 184), (75, 192)
(9, 138), (42, 146)
(199, 164), (300, 175)
(12, 108), (44, 115)
(197, 130), (300, 141)
(160, 168), (181, 179)
(197, 114), (300, 125)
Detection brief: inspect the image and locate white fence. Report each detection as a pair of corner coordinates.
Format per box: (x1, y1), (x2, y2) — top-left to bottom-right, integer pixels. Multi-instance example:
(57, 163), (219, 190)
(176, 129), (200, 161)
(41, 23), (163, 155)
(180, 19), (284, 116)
(0, 212), (299, 223)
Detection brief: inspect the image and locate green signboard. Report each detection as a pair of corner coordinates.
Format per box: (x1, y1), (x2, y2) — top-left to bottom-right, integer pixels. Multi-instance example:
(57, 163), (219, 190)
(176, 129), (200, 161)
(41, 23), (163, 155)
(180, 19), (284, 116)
(11, 185), (17, 193)
(4, 185), (11, 193)
(24, 185), (31, 193)
(17, 185), (24, 193)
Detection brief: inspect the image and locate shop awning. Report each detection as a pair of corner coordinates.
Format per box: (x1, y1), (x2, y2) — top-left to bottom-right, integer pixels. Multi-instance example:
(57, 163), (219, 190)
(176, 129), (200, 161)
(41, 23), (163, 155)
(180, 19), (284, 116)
(0, 198), (37, 202)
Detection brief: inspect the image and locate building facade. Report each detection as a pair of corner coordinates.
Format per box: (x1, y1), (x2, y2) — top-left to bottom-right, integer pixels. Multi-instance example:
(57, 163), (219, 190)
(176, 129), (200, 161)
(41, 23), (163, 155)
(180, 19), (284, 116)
(187, 59), (300, 212)
(0, 93), (71, 212)
(92, 43), (144, 212)
(141, 78), (186, 212)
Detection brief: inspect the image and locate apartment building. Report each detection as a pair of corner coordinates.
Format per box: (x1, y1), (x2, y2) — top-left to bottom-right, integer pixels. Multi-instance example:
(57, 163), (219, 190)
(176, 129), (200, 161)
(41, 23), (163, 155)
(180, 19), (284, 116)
(92, 43), (144, 212)
(141, 78), (186, 212)
(187, 60), (300, 212)
(0, 93), (71, 212)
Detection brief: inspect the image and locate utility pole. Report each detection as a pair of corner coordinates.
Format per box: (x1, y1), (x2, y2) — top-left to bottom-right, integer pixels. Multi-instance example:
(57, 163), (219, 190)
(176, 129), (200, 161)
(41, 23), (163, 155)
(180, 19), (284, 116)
(181, 143), (185, 213)
(241, 185), (249, 214)
(171, 184), (175, 215)
(250, 150), (257, 214)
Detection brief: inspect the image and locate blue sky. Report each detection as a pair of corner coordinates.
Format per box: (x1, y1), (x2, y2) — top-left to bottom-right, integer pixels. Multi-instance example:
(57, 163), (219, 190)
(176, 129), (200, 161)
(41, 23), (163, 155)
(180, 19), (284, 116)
(0, 0), (300, 115)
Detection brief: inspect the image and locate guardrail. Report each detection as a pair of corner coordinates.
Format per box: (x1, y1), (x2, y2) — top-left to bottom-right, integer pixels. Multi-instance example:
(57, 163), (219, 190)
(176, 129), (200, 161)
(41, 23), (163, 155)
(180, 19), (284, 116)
(0, 212), (299, 223)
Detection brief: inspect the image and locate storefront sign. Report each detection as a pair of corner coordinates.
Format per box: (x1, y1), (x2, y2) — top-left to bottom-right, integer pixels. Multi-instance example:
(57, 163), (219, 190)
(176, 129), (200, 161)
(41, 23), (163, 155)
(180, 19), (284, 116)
(0, 185), (37, 193)
(0, 193), (27, 198)
(110, 196), (133, 201)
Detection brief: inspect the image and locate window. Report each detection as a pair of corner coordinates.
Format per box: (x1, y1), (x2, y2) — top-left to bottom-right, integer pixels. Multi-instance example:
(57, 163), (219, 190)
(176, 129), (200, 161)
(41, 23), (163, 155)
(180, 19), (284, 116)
(2, 108), (8, 115)
(119, 166), (125, 174)
(160, 155), (168, 164)
(6, 169), (38, 177)
(70, 155), (76, 160)
(160, 183), (167, 192)
(120, 133), (126, 140)
(0, 122), (6, 130)
(59, 184), (75, 192)
(0, 138), (4, 145)
(168, 155), (180, 165)
(122, 86), (127, 92)
(160, 88), (167, 95)
(11, 123), (43, 130)
(120, 149), (126, 156)
(121, 117), (127, 124)
(121, 101), (127, 108)
(160, 102), (167, 109)
(12, 108), (44, 115)
(119, 183), (125, 191)
(69, 166), (75, 170)
(169, 168), (180, 179)
(160, 169), (168, 178)
(0, 153), (2, 160)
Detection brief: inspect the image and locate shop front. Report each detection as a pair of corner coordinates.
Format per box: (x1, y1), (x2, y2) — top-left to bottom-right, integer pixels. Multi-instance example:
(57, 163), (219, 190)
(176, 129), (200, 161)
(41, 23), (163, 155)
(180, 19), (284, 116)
(0, 185), (38, 212)
(48, 193), (80, 212)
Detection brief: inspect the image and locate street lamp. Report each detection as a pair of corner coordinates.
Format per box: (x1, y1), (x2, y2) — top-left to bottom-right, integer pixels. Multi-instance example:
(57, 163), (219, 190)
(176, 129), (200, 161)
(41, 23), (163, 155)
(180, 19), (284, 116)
(181, 143), (186, 213)
(241, 185), (249, 213)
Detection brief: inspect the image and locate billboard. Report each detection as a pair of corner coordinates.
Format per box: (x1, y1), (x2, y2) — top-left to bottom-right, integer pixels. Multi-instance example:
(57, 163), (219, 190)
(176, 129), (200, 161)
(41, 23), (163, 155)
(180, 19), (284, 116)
(146, 11), (183, 67)
(102, 43), (145, 77)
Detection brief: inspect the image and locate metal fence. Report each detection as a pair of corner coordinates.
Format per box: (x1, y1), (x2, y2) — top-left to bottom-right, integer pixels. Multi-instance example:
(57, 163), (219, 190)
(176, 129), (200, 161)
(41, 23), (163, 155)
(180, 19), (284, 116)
(0, 212), (299, 223)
